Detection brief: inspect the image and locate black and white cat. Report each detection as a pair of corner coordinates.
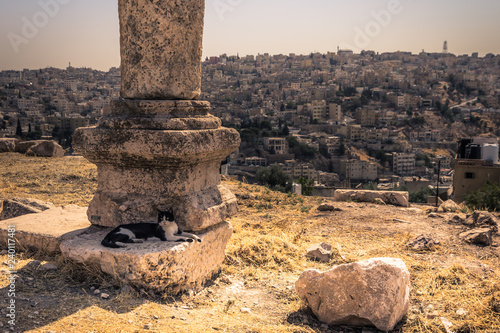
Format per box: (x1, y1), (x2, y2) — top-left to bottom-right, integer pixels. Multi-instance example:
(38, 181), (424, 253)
(101, 211), (202, 248)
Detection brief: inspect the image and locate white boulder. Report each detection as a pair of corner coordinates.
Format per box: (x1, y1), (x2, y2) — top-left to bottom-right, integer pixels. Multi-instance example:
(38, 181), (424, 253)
(296, 257), (410, 331)
(334, 190), (409, 207)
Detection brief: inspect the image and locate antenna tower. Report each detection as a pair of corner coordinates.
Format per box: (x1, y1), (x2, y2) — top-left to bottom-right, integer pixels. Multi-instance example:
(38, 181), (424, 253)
(443, 41), (448, 54)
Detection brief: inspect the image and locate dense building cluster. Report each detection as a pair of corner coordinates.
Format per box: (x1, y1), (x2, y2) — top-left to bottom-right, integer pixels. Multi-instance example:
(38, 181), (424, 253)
(1, 50), (499, 193)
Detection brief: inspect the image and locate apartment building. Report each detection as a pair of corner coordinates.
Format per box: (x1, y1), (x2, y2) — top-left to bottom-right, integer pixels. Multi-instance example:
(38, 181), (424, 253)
(340, 159), (378, 181)
(393, 153), (416, 176)
(263, 137), (288, 154)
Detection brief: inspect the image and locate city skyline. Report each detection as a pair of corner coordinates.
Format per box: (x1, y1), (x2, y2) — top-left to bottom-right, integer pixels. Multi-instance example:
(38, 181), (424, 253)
(1, 0), (500, 71)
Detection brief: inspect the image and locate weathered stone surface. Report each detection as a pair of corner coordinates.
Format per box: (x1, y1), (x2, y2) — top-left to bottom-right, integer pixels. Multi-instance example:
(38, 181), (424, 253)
(296, 258), (410, 331)
(0, 205), (92, 254)
(465, 211), (498, 232)
(119, 0), (205, 100)
(437, 200), (461, 213)
(407, 234), (440, 251)
(16, 140), (64, 157)
(373, 198), (386, 205)
(27, 140), (64, 157)
(61, 221), (233, 293)
(99, 99), (221, 130)
(459, 228), (493, 246)
(0, 198), (54, 220)
(0, 138), (18, 153)
(74, 125), (240, 227)
(334, 190), (409, 207)
(306, 243), (333, 262)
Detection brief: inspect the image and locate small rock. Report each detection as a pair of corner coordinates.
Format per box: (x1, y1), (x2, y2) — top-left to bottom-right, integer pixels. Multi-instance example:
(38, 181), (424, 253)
(26, 260), (41, 269)
(440, 317), (454, 333)
(143, 323), (153, 330)
(306, 242), (333, 262)
(93, 289), (101, 295)
(0, 250), (7, 255)
(240, 307), (251, 314)
(120, 285), (134, 294)
(459, 228), (493, 246)
(317, 204), (336, 212)
(39, 263), (58, 271)
(153, 315), (159, 319)
(373, 198), (386, 205)
(90, 286), (96, 291)
(437, 200), (460, 213)
(428, 213), (444, 219)
(100, 293), (110, 299)
(456, 308), (468, 316)
(407, 234), (440, 251)
(426, 311), (439, 319)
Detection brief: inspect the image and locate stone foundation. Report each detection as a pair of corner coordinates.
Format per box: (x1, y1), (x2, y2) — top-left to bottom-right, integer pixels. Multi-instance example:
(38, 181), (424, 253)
(61, 222), (233, 293)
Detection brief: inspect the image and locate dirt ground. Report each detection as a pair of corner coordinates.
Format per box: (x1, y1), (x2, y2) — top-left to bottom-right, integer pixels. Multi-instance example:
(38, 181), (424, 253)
(0, 154), (499, 333)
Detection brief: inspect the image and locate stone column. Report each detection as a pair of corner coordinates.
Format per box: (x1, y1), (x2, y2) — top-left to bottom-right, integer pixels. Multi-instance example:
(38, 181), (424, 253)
(73, 0), (240, 232)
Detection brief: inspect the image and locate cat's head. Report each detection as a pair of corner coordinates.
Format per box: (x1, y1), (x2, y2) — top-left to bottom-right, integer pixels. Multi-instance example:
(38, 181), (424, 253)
(158, 211), (175, 225)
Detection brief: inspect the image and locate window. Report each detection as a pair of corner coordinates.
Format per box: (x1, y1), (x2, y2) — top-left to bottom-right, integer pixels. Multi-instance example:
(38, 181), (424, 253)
(465, 172), (475, 179)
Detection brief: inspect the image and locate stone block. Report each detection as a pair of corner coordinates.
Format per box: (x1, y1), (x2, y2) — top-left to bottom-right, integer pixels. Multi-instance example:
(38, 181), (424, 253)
(61, 221), (233, 294)
(459, 228), (493, 246)
(296, 258), (410, 332)
(0, 205), (92, 254)
(334, 189), (409, 207)
(0, 138), (18, 153)
(119, 0), (205, 100)
(0, 198), (54, 220)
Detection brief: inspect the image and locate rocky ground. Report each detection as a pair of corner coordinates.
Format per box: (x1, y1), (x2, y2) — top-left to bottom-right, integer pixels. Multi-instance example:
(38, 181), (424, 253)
(0, 154), (499, 332)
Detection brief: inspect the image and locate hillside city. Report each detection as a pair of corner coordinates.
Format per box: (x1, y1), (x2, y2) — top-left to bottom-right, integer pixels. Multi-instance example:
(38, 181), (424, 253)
(1, 49), (500, 201)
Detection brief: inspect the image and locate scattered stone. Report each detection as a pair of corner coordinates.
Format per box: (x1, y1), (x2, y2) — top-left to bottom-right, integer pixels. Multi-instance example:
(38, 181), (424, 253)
(440, 317), (454, 333)
(120, 284), (135, 294)
(240, 307), (251, 314)
(437, 200), (461, 213)
(407, 235), (440, 251)
(465, 211), (498, 232)
(306, 243), (333, 262)
(39, 263), (58, 271)
(0, 138), (18, 153)
(26, 140), (65, 158)
(334, 190), (409, 207)
(317, 204), (336, 212)
(456, 308), (468, 316)
(459, 228), (493, 246)
(372, 198), (386, 205)
(143, 323), (153, 330)
(26, 260), (41, 269)
(100, 293), (110, 299)
(448, 213), (467, 224)
(296, 258), (410, 332)
(428, 213), (444, 219)
(94, 289), (101, 295)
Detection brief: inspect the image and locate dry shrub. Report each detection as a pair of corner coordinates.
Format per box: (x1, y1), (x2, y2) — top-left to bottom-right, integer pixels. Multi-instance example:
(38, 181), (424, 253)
(228, 232), (303, 272)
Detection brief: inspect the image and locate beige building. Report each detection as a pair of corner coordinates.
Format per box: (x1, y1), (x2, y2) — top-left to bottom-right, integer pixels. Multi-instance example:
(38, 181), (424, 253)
(393, 153), (416, 176)
(328, 103), (342, 121)
(263, 137), (287, 154)
(454, 159), (500, 202)
(355, 108), (376, 127)
(341, 159), (378, 181)
(281, 160), (319, 181)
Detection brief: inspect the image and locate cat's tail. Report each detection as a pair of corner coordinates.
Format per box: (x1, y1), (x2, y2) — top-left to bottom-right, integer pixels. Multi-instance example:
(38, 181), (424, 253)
(101, 238), (122, 248)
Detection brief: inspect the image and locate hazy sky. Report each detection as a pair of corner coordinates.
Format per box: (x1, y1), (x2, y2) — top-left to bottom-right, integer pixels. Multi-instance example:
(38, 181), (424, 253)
(1, 0), (500, 71)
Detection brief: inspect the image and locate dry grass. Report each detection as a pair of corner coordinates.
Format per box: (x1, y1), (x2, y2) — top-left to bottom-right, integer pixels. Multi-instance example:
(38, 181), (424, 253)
(0, 153), (499, 332)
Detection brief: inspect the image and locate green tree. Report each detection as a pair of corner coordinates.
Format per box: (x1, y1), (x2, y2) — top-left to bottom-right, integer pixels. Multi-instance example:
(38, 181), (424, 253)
(464, 181), (500, 211)
(256, 165), (292, 192)
(16, 119), (23, 137)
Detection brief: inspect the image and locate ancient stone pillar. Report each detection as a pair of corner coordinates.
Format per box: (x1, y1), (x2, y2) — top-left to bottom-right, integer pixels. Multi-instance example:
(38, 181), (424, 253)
(73, 0), (240, 232)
